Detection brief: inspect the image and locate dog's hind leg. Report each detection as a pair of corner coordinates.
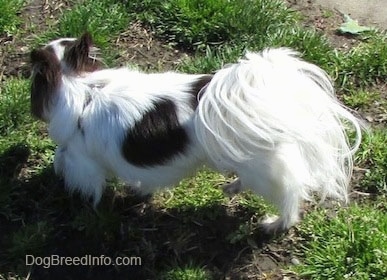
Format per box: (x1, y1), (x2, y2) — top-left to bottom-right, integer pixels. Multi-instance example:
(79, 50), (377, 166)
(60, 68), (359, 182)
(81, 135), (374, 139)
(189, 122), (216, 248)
(258, 184), (301, 234)
(235, 145), (308, 234)
(239, 170), (301, 233)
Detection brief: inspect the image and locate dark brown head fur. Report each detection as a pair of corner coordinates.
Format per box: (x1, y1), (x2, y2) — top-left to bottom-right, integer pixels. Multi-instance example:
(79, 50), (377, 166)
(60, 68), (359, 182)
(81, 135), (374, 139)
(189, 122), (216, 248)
(30, 33), (102, 121)
(30, 47), (61, 121)
(63, 32), (103, 74)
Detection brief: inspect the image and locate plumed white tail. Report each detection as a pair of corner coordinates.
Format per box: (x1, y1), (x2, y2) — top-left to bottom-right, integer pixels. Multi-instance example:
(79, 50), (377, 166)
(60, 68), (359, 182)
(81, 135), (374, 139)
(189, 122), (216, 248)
(195, 48), (362, 202)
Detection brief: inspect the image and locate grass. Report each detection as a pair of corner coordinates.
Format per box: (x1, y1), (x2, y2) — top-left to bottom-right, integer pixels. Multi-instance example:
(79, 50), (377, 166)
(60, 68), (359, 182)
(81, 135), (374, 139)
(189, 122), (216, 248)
(127, 0), (297, 50)
(161, 262), (211, 280)
(57, 0), (129, 47)
(130, 0), (387, 90)
(128, 0), (334, 68)
(335, 33), (387, 90)
(0, 0), (24, 35)
(355, 129), (387, 194)
(1, 0), (387, 279)
(342, 90), (381, 109)
(0, 79), (30, 136)
(157, 170), (226, 211)
(35, 0), (130, 45)
(296, 202), (387, 279)
(33, 0), (132, 65)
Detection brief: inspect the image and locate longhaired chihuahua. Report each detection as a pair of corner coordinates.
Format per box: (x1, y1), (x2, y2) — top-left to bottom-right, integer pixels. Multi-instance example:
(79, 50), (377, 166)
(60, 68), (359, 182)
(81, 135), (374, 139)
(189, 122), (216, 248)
(30, 33), (362, 233)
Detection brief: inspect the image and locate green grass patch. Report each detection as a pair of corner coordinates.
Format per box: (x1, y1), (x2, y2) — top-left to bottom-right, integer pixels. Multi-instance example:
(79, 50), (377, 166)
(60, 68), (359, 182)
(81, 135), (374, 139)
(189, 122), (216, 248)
(355, 129), (387, 194)
(127, 0), (296, 50)
(127, 0), (334, 72)
(161, 262), (212, 280)
(178, 45), (243, 73)
(335, 34), (387, 90)
(296, 202), (387, 279)
(0, 0), (24, 35)
(342, 90), (381, 109)
(126, 0), (386, 92)
(237, 191), (274, 216)
(0, 78), (31, 136)
(57, 0), (129, 47)
(157, 170), (226, 213)
(178, 27), (334, 74)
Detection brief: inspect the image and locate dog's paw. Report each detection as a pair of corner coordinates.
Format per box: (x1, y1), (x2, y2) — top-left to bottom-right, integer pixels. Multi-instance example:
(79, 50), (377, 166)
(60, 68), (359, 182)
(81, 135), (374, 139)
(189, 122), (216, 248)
(260, 215), (289, 235)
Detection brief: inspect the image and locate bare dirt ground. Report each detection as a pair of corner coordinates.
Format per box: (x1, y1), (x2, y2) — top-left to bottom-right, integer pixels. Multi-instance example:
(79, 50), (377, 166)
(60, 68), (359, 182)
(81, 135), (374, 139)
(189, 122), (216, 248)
(286, 0), (360, 50)
(0, 1), (384, 279)
(314, 0), (387, 30)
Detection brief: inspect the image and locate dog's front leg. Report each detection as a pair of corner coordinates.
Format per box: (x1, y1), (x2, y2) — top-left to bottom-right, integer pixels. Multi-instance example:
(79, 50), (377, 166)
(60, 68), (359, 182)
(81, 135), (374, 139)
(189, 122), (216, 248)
(54, 145), (106, 206)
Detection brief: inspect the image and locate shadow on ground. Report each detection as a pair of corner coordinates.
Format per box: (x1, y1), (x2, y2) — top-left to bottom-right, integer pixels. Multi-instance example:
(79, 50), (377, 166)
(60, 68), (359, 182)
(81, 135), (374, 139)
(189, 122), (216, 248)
(0, 144), (288, 280)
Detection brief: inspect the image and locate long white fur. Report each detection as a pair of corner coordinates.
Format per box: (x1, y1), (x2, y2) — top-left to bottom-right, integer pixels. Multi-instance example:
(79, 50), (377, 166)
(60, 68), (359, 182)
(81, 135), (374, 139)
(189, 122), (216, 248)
(40, 44), (362, 232)
(196, 49), (361, 203)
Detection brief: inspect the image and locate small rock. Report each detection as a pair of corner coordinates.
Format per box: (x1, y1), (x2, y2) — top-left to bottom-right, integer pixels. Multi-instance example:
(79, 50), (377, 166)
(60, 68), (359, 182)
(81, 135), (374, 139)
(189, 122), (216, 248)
(291, 257), (301, 265)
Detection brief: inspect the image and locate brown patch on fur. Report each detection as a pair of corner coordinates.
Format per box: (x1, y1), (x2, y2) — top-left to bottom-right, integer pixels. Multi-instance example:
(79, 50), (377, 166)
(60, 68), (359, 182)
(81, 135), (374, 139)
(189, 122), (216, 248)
(189, 75), (213, 109)
(122, 98), (189, 167)
(64, 32), (103, 74)
(30, 47), (62, 121)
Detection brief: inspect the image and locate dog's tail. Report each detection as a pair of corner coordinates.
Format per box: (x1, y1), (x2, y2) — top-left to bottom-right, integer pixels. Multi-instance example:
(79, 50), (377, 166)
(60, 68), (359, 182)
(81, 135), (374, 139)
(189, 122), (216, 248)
(195, 48), (362, 201)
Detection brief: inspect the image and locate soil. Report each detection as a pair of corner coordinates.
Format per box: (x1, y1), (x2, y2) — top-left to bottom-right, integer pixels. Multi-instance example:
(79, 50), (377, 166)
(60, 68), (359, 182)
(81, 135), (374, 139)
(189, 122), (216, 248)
(0, 1), (384, 280)
(114, 23), (190, 71)
(286, 0), (360, 50)
(314, 0), (387, 30)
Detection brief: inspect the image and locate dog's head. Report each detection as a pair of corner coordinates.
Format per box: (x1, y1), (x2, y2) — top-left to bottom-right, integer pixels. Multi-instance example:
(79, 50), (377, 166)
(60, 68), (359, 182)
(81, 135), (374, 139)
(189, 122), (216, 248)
(30, 32), (102, 121)
(45, 32), (102, 74)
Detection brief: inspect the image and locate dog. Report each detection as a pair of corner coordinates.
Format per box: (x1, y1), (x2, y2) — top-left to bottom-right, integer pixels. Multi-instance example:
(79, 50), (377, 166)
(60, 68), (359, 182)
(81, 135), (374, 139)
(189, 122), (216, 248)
(30, 33), (362, 233)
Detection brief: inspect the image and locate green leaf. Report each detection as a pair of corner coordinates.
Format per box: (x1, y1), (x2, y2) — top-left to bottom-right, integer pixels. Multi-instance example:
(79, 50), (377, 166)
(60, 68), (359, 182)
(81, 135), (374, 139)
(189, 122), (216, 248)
(338, 14), (373, 35)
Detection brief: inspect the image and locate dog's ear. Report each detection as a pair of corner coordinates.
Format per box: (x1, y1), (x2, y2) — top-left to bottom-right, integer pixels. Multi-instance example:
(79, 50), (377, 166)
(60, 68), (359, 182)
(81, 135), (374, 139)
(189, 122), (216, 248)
(64, 32), (101, 74)
(80, 32), (93, 47)
(30, 48), (61, 121)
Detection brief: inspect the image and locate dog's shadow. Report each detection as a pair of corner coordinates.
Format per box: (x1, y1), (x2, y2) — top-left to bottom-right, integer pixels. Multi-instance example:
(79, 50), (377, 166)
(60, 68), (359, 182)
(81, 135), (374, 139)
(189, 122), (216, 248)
(0, 144), (276, 280)
(0, 143), (30, 179)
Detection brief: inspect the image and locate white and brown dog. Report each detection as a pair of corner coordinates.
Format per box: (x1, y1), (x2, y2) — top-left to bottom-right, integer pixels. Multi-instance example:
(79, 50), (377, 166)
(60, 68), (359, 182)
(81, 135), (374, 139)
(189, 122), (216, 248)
(30, 33), (362, 233)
